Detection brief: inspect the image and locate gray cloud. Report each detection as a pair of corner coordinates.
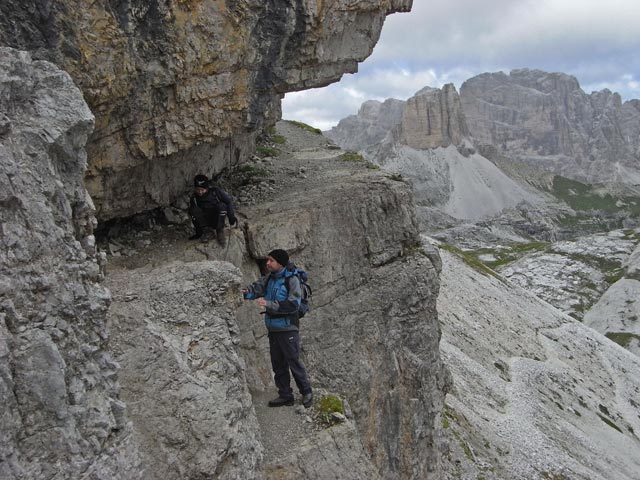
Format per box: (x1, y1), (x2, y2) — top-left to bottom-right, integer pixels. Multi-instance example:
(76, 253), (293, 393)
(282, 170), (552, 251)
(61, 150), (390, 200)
(282, 0), (640, 129)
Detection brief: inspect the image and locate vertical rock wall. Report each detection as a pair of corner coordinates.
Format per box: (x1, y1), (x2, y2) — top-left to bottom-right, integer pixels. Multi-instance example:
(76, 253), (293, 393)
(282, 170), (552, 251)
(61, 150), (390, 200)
(0, 48), (141, 479)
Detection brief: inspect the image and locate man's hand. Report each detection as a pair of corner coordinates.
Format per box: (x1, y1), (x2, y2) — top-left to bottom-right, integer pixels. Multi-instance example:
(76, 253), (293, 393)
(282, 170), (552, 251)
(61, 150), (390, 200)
(256, 298), (267, 307)
(229, 216), (238, 228)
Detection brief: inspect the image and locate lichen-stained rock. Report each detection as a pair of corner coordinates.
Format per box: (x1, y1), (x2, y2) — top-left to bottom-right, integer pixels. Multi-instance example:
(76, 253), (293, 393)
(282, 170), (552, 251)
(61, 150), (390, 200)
(0, 0), (413, 220)
(106, 261), (263, 480)
(0, 47), (141, 479)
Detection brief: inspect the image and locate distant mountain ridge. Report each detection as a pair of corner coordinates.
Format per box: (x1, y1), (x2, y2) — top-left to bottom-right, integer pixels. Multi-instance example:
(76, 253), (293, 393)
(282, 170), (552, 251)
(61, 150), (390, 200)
(328, 68), (640, 186)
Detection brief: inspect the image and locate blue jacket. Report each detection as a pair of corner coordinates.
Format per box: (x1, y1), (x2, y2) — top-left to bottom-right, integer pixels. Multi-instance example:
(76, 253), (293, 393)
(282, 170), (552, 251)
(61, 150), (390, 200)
(244, 267), (301, 332)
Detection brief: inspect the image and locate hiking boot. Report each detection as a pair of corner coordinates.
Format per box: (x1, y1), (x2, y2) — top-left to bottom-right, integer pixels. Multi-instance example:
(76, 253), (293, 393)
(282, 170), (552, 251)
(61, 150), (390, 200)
(302, 392), (313, 408)
(188, 232), (202, 240)
(267, 396), (294, 407)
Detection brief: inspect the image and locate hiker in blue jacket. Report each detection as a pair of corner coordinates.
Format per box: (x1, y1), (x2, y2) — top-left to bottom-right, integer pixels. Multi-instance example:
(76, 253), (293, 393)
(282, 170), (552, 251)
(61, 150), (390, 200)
(188, 174), (237, 246)
(242, 249), (313, 408)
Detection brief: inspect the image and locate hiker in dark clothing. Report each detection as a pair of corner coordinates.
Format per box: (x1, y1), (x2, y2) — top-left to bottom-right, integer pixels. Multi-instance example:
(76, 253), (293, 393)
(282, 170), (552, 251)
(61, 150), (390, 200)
(188, 174), (237, 246)
(242, 249), (313, 408)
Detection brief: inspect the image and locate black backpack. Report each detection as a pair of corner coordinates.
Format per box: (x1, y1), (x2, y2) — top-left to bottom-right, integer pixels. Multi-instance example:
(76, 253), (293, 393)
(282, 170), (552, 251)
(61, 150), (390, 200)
(284, 264), (312, 319)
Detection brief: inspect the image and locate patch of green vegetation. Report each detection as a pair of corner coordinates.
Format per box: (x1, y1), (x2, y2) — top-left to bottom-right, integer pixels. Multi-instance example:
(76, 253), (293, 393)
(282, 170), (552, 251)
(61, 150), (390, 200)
(563, 252), (623, 285)
(440, 244), (506, 283)
(256, 145), (279, 157)
(366, 162), (380, 170)
(271, 134), (286, 144)
(388, 173), (405, 182)
(597, 413), (623, 433)
(340, 151), (365, 162)
(317, 394), (344, 426)
(605, 332), (640, 348)
(265, 126), (277, 135)
(551, 175), (640, 216)
(286, 120), (322, 135)
(463, 241), (550, 270)
(442, 415), (450, 429)
(239, 164), (269, 177)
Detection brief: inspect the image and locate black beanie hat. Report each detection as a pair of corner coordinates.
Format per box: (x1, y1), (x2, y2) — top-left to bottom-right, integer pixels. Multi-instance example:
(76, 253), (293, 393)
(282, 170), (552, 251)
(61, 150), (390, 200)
(268, 249), (289, 268)
(194, 174), (209, 188)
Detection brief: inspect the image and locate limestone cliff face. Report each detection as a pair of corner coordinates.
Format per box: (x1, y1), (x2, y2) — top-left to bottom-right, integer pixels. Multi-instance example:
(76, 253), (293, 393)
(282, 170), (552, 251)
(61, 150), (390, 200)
(0, 48), (141, 479)
(326, 84), (469, 151)
(397, 84), (469, 149)
(460, 69), (640, 184)
(0, 0), (412, 220)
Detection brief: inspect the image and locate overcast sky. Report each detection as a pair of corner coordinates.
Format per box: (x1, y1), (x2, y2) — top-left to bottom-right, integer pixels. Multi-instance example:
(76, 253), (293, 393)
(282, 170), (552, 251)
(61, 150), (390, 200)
(282, 0), (640, 130)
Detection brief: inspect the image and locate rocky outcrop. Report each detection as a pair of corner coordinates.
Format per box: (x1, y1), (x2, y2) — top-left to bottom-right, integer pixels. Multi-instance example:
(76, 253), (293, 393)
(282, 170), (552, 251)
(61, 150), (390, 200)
(0, 0), (412, 221)
(584, 235), (640, 356)
(460, 69), (640, 184)
(107, 261), (262, 479)
(0, 48), (141, 479)
(397, 84), (469, 149)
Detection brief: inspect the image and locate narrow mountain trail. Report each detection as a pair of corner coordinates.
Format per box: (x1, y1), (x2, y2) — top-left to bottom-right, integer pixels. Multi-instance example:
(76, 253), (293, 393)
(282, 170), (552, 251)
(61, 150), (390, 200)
(103, 121), (368, 472)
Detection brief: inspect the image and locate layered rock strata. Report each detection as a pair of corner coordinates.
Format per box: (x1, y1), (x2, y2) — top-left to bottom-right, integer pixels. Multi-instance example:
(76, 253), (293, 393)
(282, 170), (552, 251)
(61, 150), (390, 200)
(0, 0), (412, 220)
(0, 48), (141, 479)
(397, 85), (469, 150)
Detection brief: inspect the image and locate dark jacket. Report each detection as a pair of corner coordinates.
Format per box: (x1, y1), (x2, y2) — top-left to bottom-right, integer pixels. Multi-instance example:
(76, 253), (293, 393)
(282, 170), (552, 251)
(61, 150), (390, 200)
(189, 186), (235, 218)
(244, 267), (301, 332)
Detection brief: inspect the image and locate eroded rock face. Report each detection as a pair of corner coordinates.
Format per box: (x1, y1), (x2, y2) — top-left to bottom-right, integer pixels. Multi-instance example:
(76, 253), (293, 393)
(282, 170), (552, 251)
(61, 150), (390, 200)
(0, 0), (412, 220)
(460, 69), (640, 184)
(0, 47), (141, 479)
(107, 261), (262, 480)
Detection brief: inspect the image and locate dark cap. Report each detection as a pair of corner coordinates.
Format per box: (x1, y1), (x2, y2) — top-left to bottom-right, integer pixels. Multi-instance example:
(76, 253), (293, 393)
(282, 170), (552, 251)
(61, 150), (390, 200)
(267, 249), (289, 268)
(194, 174), (209, 189)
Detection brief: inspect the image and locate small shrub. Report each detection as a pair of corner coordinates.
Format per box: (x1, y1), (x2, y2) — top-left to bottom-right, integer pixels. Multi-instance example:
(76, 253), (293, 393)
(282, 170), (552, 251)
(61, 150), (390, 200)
(317, 394), (344, 426)
(256, 145), (279, 157)
(366, 162), (380, 170)
(340, 151), (364, 162)
(388, 173), (404, 182)
(271, 134), (286, 144)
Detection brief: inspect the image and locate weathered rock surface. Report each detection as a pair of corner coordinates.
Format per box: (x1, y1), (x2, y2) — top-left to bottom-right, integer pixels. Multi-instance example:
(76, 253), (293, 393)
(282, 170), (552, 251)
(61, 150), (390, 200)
(0, 0), (412, 221)
(584, 234), (640, 356)
(460, 69), (640, 184)
(0, 47), (141, 479)
(107, 261), (262, 479)
(437, 245), (640, 480)
(499, 229), (639, 320)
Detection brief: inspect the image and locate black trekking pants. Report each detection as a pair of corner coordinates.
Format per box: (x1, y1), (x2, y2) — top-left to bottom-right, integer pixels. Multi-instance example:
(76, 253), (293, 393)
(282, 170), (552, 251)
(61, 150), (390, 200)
(268, 331), (312, 400)
(188, 204), (226, 244)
